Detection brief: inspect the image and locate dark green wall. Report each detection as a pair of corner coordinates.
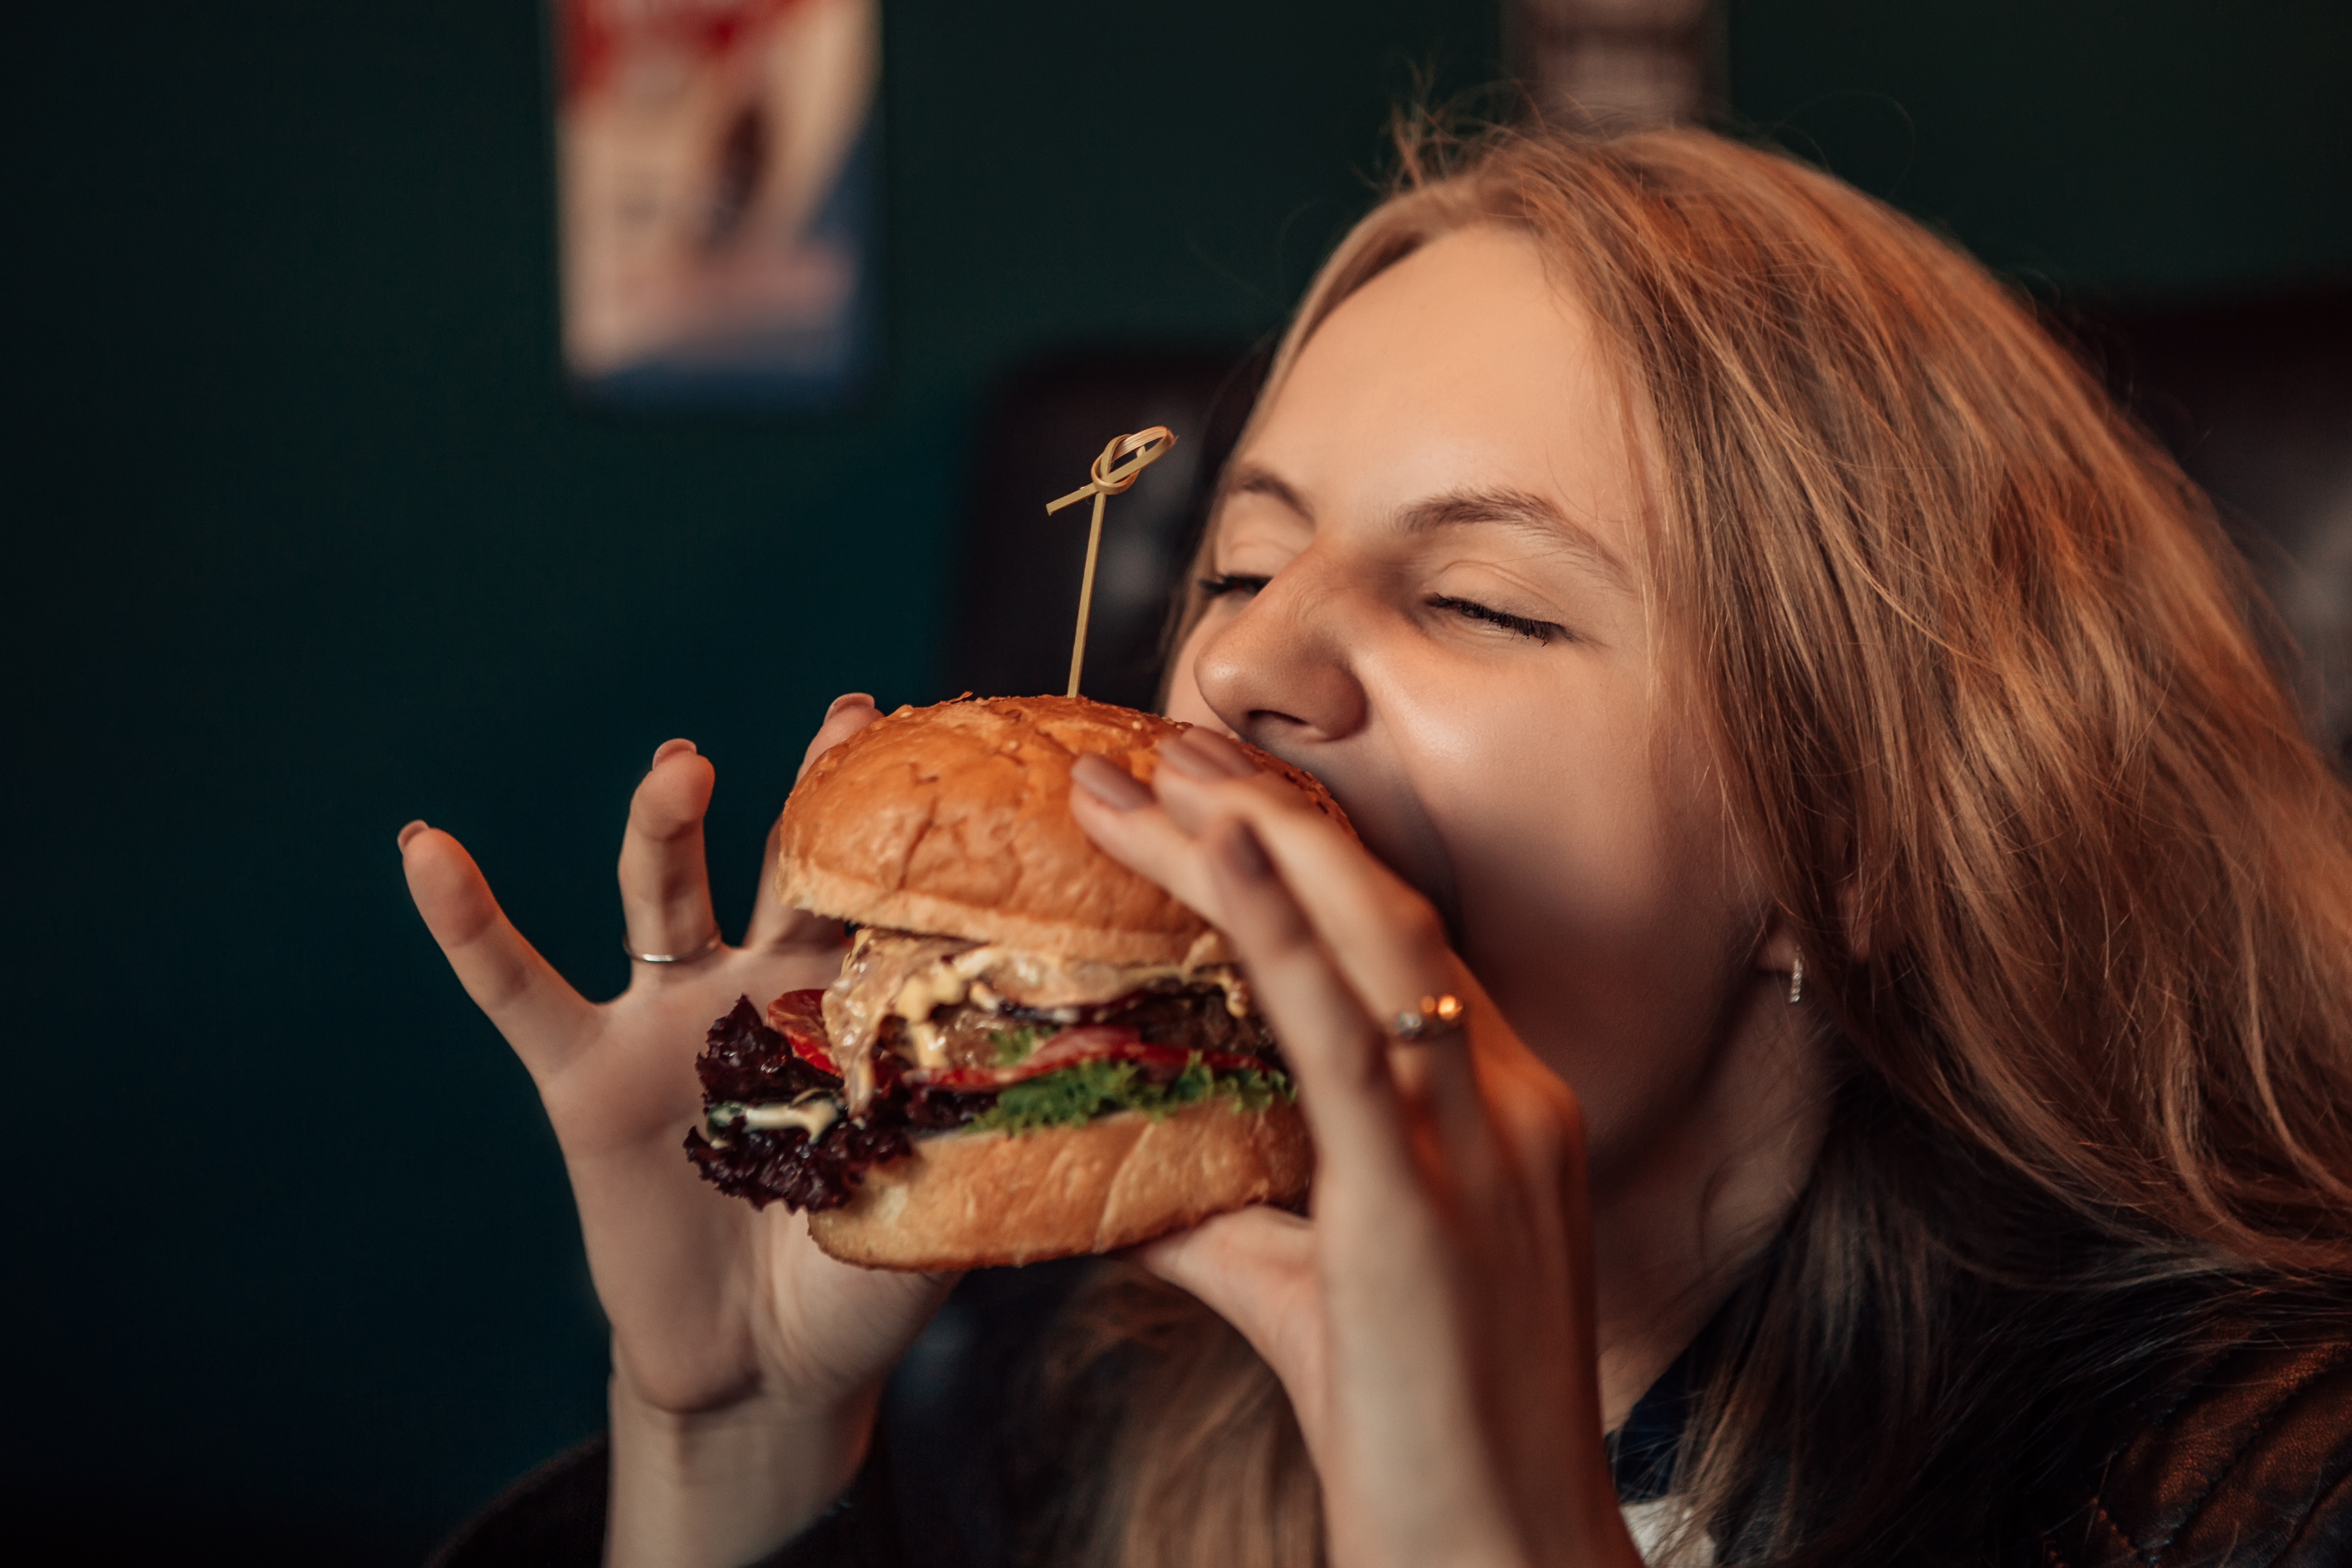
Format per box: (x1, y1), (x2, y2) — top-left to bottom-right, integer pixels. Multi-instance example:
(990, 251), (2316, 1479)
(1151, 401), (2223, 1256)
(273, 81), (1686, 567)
(0, 2), (1496, 1556)
(1728, 0), (2352, 295)
(3, 0), (2344, 1559)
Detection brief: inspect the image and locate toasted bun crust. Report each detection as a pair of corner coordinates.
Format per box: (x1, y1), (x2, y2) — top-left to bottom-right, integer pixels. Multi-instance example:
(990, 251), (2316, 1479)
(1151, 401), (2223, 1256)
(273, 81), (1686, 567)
(776, 695), (1349, 966)
(807, 1099), (1313, 1270)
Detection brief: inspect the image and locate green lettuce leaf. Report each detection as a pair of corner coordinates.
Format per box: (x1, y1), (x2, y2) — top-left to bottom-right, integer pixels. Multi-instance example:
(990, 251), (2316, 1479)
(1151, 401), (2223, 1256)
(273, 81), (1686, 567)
(984, 1022), (1049, 1066)
(968, 1054), (1294, 1136)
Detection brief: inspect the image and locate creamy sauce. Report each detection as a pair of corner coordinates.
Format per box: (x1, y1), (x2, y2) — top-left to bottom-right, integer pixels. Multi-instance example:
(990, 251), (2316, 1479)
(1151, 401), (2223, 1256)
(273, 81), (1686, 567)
(739, 1097), (839, 1137)
(822, 928), (1253, 1111)
(939, 943), (1251, 1016)
(705, 1091), (841, 1142)
(823, 928), (978, 1112)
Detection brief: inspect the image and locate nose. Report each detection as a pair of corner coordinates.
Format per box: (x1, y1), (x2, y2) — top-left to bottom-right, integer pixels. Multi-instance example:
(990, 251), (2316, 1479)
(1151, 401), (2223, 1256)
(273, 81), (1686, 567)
(1191, 560), (1370, 749)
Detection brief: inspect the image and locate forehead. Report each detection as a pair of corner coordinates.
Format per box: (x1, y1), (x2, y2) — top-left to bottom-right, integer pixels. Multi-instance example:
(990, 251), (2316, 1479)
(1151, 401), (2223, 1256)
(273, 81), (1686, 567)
(1233, 225), (1647, 557)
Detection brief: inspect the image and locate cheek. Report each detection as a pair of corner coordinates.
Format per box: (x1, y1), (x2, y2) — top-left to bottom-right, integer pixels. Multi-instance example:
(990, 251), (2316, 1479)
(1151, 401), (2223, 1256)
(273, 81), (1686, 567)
(1408, 671), (1677, 900)
(1417, 683), (1758, 1132)
(1437, 695), (1691, 936)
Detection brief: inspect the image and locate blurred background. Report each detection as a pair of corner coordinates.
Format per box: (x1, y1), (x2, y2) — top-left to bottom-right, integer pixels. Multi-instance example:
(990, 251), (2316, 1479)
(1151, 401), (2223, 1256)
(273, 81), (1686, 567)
(2, 1), (2345, 1561)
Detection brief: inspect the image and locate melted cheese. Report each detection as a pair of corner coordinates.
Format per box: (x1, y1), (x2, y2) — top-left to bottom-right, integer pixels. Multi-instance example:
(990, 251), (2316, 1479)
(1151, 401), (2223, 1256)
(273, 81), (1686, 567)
(823, 928), (977, 1111)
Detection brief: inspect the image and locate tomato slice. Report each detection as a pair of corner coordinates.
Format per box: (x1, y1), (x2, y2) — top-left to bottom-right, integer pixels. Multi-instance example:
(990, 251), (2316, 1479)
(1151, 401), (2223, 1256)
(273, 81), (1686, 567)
(766, 989), (838, 1075)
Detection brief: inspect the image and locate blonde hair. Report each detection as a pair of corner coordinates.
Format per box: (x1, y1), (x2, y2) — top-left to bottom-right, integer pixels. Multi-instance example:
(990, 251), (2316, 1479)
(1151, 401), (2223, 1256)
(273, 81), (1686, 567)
(1035, 122), (2352, 1567)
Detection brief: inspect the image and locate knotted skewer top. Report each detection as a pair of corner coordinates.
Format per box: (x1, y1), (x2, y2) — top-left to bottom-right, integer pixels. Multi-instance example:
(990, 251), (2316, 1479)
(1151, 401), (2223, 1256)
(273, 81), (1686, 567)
(1046, 425), (1178, 698)
(1047, 426), (1176, 516)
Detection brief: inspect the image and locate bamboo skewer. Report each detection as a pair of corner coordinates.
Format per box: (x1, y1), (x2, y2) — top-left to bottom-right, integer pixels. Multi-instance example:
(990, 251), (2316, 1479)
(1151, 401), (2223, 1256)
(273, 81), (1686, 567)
(1045, 426), (1176, 698)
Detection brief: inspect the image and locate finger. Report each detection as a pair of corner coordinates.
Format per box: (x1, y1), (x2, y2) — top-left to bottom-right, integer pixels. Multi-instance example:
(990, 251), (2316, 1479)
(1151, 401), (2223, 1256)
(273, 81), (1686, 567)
(1156, 725), (1261, 784)
(401, 822), (598, 1080)
(1092, 732), (1452, 1030)
(1199, 835), (1502, 1506)
(1211, 807), (1519, 1211)
(1203, 817), (1431, 1208)
(1082, 753), (1498, 1141)
(747, 694), (881, 949)
(1472, 1051), (1590, 1228)
(1134, 1205), (1320, 1383)
(1080, 751), (1510, 1179)
(1161, 749), (1445, 1024)
(618, 741), (725, 967)
(797, 692), (882, 782)
(1070, 754), (1230, 917)
(743, 811), (834, 952)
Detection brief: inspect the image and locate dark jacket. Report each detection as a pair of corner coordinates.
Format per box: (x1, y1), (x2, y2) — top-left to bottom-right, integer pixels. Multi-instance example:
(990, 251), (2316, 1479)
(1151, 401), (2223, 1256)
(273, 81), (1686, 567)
(2032, 1321), (2352, 1565)
(431, 1272), (2352, 1568)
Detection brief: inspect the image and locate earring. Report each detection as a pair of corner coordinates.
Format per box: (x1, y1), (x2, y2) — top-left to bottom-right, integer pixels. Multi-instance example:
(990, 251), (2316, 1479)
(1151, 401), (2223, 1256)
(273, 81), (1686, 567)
(1787, 952), (1804, 1005)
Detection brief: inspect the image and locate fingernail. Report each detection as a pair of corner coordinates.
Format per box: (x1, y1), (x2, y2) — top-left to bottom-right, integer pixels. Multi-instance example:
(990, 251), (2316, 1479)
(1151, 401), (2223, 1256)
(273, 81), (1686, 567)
(1071, 752), (1153, 810)
(651, 738), (697, 767)
(1217, 819), (1274, 882)
(1154, 736), (1226, 781)
(826, 692), (876, 718)
(1169, 728), (1260, 779)
(396, 819), (429, 849)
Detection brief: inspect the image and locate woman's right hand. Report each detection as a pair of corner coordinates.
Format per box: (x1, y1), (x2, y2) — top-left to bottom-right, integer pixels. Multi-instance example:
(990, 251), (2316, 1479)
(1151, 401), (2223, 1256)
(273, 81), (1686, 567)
(401, 693), (954, 1568)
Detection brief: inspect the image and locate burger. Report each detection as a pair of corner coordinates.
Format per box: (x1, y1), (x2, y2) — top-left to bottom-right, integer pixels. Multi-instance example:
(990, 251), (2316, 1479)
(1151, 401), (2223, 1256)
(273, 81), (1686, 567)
(684, 694), (1343, 1270)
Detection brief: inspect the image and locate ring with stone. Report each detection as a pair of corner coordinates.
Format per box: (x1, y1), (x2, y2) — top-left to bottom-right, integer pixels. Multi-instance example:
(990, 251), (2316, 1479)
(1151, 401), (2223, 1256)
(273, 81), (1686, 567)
(1389, 993), (1467, 1045)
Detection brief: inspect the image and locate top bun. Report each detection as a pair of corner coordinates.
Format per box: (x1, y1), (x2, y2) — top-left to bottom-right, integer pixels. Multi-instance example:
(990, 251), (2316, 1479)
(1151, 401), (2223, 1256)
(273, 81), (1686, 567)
(776, 695), (1348, 966)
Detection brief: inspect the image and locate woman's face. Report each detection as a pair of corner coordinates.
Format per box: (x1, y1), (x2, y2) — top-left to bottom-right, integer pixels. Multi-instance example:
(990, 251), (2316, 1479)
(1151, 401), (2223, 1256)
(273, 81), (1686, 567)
(1166, 227), (1778, 1173)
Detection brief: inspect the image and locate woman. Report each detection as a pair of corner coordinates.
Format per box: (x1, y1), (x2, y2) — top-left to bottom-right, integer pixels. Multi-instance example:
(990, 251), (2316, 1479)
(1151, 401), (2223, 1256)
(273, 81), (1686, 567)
(404, 124), (2352, 1567)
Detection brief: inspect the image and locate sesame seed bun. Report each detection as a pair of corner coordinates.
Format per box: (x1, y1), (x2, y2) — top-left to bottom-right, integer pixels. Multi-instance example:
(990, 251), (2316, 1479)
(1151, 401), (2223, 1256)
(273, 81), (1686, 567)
(775, 694), (1348, 966)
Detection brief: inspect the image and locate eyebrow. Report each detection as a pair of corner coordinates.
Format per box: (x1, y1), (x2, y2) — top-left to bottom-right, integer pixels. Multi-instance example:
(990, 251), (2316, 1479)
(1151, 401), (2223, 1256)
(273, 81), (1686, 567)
(1222, 461), (1634, 592)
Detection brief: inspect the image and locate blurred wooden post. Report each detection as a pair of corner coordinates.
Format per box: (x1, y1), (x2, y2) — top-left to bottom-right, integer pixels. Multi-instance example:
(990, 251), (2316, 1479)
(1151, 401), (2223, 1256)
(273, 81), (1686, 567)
(1510, 0), (1721, 132)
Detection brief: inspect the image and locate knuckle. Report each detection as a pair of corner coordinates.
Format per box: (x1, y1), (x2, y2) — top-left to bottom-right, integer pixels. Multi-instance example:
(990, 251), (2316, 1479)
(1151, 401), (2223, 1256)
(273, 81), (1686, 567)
(1319, 1026), (1393, 1097)
(1518, 1113), (1572, 1176)
(1377, 893), (1450, 972)
(1240, 772), (1310, 809)
(1243, 910), (1322, 975)
(1501, 1088), (1583, 1176)
(1392, 895), (1445, 952)
(1322, 1054), (1388, 1110)
(1246, 937), (1324, 1005)
(436, 887), (504, 949)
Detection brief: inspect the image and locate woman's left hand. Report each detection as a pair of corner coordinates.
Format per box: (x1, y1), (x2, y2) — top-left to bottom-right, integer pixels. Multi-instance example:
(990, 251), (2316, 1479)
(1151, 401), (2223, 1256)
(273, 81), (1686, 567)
(1070, 729), (1645, 1568)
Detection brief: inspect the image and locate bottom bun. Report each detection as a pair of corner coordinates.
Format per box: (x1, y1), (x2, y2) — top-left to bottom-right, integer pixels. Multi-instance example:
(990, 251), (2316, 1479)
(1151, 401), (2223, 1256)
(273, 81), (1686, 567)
(807, 1100), (1313, 1271)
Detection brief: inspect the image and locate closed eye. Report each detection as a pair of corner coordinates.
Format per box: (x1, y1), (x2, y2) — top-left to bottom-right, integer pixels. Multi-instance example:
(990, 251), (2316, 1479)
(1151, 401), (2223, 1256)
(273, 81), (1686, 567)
(1197, 573), (1270, 600)
(1430, 594), (1566, 644)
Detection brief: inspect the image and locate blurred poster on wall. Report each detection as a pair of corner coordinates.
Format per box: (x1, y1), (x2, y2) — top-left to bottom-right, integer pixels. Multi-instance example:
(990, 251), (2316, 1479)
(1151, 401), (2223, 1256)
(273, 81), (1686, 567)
(553, 0), (881, 410)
